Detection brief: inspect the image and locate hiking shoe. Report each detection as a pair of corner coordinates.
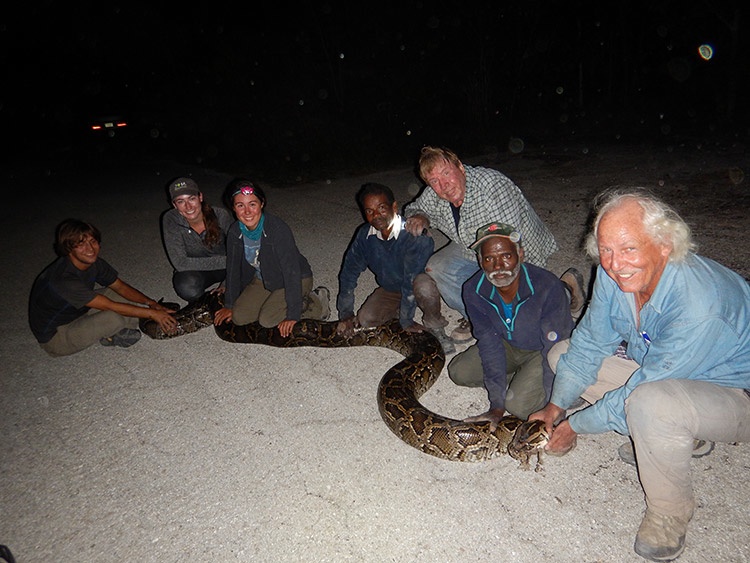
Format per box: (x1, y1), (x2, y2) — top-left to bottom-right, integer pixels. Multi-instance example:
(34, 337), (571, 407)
(100, 328), (142, 348)
(691, 439), (715, 457)
(312, 286), (331, 321)
(560, 267), (586, 314)
(618, 439), (715, 467)
(634, 509), (688, 561)
(450, 318), (473, 342)
(428, 327), (456, 354)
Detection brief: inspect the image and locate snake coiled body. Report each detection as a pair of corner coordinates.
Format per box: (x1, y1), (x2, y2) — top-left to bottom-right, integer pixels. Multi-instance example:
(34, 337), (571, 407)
(142, 293), (549, 470)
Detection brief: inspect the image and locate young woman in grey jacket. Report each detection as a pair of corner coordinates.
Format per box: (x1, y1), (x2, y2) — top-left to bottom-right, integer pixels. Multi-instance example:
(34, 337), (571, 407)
(162, 177), (233, 302)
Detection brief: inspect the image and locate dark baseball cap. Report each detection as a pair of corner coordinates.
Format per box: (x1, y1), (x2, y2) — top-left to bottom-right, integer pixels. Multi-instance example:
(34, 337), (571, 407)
(469, 222), (521, 252)
(168, 177), (200, 200)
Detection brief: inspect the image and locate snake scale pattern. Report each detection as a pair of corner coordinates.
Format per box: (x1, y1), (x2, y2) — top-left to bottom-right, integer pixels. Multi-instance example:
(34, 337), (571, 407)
(141, 292), (550, 470)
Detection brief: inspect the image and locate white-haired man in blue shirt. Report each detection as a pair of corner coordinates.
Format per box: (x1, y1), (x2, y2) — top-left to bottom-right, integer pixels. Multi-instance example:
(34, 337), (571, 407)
(530, 187), (750, 562)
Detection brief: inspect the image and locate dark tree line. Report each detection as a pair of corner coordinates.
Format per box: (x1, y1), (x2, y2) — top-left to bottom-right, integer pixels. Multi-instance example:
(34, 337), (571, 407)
(2, 1), (746, 177)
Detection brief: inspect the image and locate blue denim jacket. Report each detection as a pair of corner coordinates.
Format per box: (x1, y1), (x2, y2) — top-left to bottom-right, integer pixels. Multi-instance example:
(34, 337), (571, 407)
(552, 255), (750, 435)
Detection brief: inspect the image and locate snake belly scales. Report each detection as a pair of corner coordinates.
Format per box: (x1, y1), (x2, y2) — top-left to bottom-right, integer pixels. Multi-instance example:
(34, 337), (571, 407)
(140, 293), (549, 471)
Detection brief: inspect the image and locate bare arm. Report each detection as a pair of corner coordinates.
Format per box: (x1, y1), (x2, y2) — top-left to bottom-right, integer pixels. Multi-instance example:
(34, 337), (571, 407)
(87, 278), (178, 333)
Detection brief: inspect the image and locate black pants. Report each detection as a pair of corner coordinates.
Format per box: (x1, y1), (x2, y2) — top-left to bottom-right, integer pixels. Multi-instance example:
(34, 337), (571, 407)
(172, 269), (226, 302)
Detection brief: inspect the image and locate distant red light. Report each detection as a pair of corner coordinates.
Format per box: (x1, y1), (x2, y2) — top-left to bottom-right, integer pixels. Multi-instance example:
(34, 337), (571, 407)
(91, 118), (127, 132)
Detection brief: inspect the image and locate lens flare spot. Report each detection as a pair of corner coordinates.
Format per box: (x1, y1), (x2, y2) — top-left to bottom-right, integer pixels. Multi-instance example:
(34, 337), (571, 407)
(508, 137), (525, 154)
(698, 44), (714, 60)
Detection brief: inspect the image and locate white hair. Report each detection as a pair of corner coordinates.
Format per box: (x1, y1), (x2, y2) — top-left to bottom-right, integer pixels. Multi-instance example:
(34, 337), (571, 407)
(585, 187), (696, 263)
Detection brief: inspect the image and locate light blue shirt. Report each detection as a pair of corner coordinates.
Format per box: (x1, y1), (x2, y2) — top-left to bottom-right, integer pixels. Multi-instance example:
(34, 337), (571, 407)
(551, 255), (750, 435)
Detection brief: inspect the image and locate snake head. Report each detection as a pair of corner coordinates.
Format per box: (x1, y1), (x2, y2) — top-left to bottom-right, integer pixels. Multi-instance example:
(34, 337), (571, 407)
(507, 419), (550, 472)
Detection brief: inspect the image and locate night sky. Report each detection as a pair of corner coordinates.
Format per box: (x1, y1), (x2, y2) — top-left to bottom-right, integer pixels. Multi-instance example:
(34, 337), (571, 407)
(3, 1), (747, 179)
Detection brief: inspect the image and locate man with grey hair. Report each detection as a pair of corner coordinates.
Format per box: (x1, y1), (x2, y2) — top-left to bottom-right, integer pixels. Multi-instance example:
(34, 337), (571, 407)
(404, 145), (585, 342)
(529, 187), (750, 561)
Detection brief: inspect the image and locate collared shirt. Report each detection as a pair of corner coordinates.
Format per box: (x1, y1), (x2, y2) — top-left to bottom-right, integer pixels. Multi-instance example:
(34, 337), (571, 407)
(552, 255), (750, 435)
(404, 165), (558, 267)
(338, 214), (433, 328)
(367, 214), (404, 241)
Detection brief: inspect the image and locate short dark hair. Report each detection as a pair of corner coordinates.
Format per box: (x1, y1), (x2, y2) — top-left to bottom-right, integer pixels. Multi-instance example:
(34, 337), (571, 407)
(356, 183), (395, 207)
(54, 219), (101, 257)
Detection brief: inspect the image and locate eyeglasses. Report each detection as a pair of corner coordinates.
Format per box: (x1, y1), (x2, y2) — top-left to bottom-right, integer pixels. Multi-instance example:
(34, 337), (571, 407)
(232, 186), (255, 197)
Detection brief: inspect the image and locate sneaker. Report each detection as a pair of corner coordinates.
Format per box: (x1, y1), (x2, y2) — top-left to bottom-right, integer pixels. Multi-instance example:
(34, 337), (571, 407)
(618, 439), (715, 467)
(691, 439), (715, 457)
(450, 318), (473, 342)
(428, 327), (456, 354)
(312, 286), (331, 321)
(100, 328), (142, 348)
(560, 267), (586, 314)
(634, 509), (688, 561)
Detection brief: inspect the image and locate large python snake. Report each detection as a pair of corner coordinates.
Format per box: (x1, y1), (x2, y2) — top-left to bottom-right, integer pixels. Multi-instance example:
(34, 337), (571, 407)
(141, 293), (550, 471)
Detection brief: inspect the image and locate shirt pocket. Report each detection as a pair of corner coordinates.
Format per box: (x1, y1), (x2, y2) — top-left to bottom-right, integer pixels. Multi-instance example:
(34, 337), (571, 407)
(609, 313), (634, 342)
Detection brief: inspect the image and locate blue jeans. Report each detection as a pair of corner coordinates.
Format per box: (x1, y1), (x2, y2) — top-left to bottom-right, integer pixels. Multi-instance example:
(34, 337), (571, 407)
(424, 241), (479, 319)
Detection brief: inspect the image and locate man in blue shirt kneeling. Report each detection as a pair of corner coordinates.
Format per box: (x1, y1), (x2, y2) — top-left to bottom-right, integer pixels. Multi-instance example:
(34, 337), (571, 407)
(336, 183), (454, 353)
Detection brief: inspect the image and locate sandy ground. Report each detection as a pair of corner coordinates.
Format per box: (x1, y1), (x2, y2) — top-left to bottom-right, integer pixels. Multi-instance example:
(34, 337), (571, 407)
(2, 140), (748, 562)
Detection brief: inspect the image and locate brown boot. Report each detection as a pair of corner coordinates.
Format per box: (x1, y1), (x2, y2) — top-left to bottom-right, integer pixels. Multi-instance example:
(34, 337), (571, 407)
(634, 509), (689, 561)
(413, 272), (448, 329)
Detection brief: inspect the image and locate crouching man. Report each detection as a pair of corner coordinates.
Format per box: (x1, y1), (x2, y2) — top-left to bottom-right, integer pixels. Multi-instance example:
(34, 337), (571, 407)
(529, 188), (750, 561)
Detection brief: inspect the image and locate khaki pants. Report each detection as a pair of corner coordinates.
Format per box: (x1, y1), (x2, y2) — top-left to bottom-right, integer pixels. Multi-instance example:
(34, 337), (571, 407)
(233, 277), (322, 327)
(354, 287), (401, 327)
(549, 340), (750, 520)
(355, 284), (448, 330)
(41, 288), (140, 357)
(448, 341), (546, 419)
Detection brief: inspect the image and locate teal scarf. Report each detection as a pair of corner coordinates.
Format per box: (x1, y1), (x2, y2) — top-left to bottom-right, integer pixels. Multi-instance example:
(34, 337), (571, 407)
(239, 214), (265, 240)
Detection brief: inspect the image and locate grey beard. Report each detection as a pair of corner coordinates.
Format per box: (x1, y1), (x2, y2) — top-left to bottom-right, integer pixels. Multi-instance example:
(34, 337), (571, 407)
(487, 264), (520, 288)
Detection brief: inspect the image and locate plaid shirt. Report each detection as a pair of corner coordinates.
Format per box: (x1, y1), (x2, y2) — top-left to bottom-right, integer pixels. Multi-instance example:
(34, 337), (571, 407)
(404, 165), (558, 267)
